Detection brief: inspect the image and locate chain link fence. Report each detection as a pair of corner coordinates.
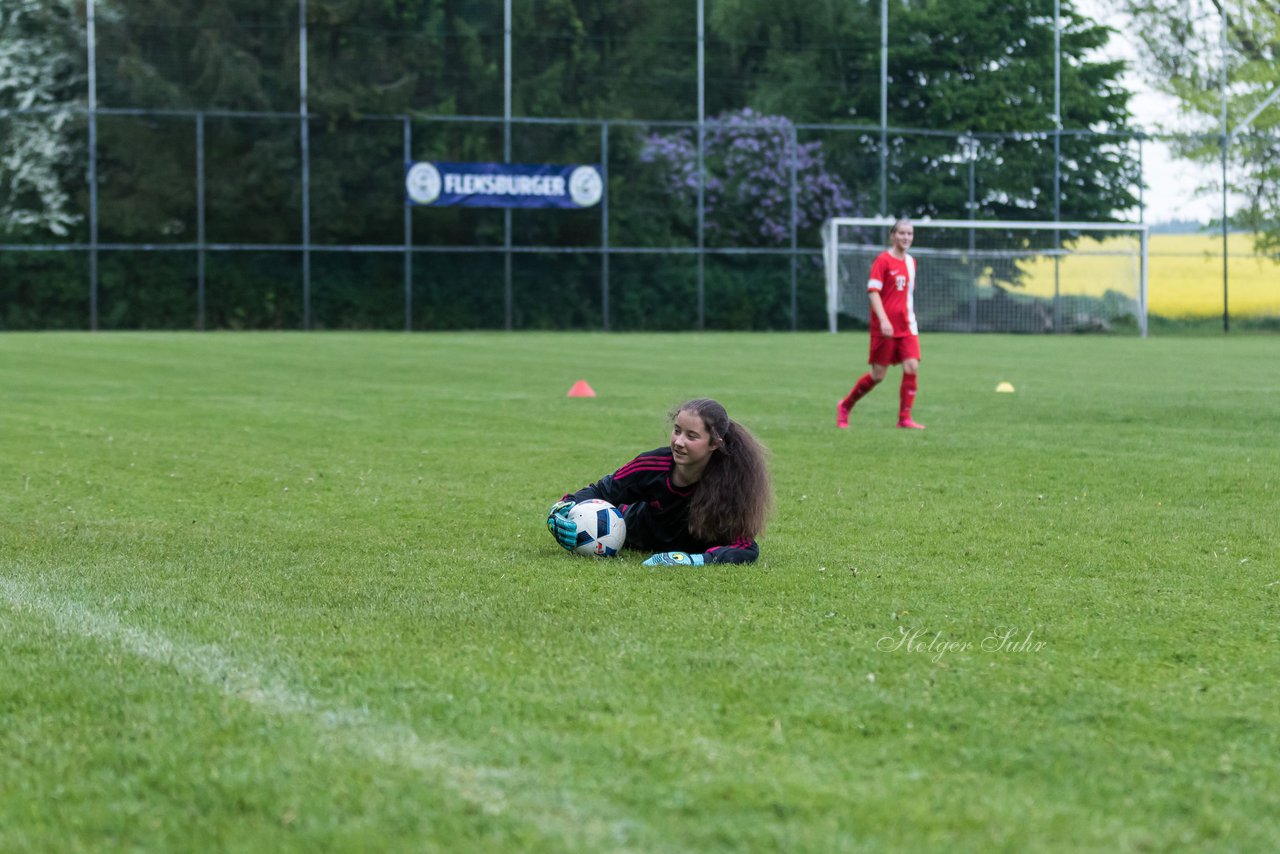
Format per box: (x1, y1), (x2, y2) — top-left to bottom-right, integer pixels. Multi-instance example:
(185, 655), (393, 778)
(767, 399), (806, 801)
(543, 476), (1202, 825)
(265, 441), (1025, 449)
(1, 2), (1275, 332)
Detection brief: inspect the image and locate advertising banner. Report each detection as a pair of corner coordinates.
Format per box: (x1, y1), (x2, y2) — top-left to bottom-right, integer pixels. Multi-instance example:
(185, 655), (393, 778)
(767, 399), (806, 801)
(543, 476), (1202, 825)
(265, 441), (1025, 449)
(405, 162), (603, 209)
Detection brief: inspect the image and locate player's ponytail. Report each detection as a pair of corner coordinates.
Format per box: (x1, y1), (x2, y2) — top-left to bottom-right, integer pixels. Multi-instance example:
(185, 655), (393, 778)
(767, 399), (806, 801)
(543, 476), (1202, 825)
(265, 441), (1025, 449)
(672, 399), (773, 542)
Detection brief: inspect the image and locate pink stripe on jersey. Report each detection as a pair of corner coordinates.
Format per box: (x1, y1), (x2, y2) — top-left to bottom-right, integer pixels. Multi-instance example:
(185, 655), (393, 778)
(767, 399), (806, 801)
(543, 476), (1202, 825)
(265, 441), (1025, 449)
(616, 460), (669, 475)
(615, 459), (671, 480)
(706, 537), (754, 553)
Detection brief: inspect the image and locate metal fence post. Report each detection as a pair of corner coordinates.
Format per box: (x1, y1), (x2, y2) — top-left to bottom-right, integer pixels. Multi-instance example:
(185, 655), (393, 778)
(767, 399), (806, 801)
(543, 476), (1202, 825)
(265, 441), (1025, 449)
(196, 111), (206, 330)
(504, 0), (513, 331)
(1052, 0), (1062, 333)
(1221, 130), (1230, 333)
(696, 0), (706, 330)
(879, 0), (888, 216)
(967, 136), (978, 332)
(601, 122), (610, 332)
(404, 117), (413, 332)
(299, 0), (311, 330)
(789, 124), (798, 331)
(87, 0), (99, 330)
(1219, 4), (1229, 333)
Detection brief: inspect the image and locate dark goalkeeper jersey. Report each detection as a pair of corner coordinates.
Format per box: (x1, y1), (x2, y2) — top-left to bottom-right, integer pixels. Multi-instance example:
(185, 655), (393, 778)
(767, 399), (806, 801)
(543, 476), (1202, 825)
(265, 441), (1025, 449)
(564, 448), (759, 564)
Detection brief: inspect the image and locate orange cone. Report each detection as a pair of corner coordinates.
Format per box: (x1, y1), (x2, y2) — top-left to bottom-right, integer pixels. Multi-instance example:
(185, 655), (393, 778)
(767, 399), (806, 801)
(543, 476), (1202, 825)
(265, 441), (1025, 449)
(567, 379), (596, 398)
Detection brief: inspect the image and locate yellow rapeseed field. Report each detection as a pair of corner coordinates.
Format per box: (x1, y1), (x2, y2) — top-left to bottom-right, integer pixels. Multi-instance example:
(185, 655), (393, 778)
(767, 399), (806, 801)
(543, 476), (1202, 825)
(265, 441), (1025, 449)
(1015, 233), (1279, 318)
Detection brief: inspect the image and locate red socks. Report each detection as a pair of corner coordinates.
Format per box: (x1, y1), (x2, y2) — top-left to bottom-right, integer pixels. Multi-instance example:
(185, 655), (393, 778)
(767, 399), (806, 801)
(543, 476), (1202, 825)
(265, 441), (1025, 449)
(841, 371), (920, 426)
(841, 373), (880, 409)
(899, 372), (918, 421)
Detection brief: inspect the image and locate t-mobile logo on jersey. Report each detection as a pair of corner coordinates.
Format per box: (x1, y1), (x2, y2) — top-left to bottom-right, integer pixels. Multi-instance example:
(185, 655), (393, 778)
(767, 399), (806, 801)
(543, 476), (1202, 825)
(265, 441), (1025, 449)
(894, 275), (907, 291)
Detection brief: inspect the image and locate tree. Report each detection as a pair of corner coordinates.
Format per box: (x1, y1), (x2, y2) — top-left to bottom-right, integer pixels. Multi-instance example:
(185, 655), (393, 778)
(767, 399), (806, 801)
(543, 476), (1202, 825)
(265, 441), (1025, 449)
(707, 0), (1140, 223)
(1119, 0), (1280, 253)
(0, 0), (92, 237)
(640, 108), (855, 246)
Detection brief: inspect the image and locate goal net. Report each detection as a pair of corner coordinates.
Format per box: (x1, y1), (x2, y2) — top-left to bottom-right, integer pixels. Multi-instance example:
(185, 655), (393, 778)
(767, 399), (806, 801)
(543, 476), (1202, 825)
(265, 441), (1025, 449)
(823, 218), (1148, 336)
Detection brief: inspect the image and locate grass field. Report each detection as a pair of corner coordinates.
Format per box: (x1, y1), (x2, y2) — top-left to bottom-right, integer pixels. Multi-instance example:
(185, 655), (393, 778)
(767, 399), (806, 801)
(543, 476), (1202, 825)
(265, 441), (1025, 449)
(1017, 232), (1280, 318)
(2, 331), (1278, 852)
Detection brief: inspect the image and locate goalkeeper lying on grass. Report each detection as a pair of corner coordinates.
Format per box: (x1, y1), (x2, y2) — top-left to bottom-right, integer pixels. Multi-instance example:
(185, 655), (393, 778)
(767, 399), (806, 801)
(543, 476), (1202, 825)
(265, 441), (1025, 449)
(548, 398), (772, 565)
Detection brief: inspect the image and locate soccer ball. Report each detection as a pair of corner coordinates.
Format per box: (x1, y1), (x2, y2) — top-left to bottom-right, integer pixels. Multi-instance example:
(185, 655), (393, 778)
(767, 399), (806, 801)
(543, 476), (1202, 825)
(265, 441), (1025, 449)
(568, 499), (627, 557)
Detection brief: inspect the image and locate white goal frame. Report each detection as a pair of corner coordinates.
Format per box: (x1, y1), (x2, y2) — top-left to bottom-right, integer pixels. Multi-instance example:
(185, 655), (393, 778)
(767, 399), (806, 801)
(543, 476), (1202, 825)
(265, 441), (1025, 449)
(822, 217), (1149, 337)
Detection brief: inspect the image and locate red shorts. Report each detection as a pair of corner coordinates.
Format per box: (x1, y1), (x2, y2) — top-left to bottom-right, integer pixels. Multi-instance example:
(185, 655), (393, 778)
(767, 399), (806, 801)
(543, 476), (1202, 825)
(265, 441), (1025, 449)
(869, 333), (921, 366)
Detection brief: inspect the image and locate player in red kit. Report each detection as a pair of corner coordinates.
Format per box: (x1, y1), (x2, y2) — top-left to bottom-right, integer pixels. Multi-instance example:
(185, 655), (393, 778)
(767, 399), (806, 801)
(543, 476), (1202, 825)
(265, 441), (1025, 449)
(836, 218), (925, 430)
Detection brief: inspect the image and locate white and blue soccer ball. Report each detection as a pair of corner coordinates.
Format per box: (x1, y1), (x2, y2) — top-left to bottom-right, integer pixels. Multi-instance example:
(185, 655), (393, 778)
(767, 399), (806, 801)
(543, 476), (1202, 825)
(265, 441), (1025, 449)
(568, 499), (626, 557)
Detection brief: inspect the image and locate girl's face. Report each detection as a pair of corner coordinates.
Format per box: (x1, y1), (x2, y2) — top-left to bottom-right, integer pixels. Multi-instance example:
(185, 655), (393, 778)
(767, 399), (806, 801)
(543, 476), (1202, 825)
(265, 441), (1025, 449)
(891, 223), (914, 252)
(670, 409), (721, 470)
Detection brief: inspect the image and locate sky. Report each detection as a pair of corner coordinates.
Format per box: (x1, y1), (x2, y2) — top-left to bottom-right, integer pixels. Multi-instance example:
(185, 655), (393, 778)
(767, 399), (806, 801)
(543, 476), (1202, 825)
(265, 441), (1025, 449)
(1075, 0), (1221, 224)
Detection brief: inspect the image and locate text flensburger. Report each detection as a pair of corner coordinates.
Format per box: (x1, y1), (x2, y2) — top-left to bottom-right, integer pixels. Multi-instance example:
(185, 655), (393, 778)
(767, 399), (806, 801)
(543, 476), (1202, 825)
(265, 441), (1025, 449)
(405, 162), (603, 209)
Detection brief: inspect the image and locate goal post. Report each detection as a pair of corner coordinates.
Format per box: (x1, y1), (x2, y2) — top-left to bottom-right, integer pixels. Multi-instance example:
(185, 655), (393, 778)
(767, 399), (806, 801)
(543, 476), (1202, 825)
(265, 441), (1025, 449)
(823, 217), (1149, 337)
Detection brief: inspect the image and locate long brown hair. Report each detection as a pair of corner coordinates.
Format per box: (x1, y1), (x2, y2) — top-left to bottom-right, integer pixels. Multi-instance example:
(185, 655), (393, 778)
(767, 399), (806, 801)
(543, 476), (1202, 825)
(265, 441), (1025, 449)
(672, 398), (773, 541)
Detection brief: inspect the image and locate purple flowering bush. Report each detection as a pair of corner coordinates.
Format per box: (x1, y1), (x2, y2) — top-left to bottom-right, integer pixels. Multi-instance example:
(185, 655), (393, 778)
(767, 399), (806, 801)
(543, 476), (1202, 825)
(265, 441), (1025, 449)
(640, 108), (855, 246)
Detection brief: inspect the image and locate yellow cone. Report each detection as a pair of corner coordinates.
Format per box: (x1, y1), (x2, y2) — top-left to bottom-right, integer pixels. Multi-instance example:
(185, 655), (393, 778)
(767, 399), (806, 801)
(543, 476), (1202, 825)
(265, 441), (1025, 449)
(996, 381), (1015, 393)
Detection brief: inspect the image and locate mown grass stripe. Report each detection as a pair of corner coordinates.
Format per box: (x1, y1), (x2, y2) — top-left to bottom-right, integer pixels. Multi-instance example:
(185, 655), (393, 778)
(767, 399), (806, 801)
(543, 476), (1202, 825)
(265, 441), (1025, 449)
(0, 574), (640, 851)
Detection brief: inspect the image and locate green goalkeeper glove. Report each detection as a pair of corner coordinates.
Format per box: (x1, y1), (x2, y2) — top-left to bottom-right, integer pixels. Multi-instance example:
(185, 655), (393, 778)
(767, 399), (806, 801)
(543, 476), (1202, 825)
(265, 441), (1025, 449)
(546, 500), (578, 551)
(642, 551), (704, 567)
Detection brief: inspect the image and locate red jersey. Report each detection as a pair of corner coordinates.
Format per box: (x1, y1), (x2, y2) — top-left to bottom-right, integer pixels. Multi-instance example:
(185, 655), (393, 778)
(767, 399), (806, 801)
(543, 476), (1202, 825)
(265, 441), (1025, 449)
(867, 251), (918, 336)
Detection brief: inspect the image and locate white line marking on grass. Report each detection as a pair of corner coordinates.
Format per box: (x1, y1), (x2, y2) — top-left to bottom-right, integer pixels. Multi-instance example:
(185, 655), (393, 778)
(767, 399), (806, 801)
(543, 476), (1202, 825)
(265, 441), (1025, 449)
(0, 576), (638, 850)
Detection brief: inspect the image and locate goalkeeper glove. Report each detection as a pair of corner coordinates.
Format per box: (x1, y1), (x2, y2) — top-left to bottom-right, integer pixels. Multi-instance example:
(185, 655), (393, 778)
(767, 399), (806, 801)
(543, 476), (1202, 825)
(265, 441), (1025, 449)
(642, 551), (704, 567)
(546, 500), (578, 551)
